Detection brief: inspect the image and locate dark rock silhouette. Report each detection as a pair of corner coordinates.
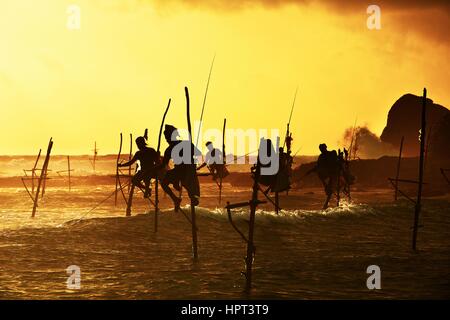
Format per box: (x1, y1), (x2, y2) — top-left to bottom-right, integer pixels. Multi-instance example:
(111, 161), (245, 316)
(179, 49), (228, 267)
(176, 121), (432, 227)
(380, 93), (449, 157)
(428, 112), (450, 167)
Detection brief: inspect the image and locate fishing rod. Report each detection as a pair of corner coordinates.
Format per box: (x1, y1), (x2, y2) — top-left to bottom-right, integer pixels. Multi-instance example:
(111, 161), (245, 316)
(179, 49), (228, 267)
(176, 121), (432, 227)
(229, 149), (258, 164)
(68, 180), (132, 225)
(293, 146), (303, 157)
(283, 86), (298, 149)
(195, 54), (216, 149)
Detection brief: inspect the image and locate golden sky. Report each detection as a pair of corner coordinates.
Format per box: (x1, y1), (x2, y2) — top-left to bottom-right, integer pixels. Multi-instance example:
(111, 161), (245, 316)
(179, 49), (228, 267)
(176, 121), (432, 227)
(0, 0), (449, 155)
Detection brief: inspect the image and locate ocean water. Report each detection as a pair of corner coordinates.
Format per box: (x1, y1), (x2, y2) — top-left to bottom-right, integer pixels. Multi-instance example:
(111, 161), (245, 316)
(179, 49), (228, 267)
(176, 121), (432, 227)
(0, 182), (449, 299)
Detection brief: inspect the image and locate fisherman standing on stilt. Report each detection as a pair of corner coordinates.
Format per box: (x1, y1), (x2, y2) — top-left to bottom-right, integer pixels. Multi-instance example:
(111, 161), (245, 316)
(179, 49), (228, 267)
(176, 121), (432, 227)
(305, 143), (338, 209)
(118, 136), (158, 198)
(304, 143), (354, 209)
(159, 124), (202, 211)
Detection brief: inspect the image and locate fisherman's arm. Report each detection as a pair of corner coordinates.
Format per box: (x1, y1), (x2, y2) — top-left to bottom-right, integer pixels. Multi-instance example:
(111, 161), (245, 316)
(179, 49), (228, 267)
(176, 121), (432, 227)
(119, 154), (138, 167)
(155, 148), (171, 170)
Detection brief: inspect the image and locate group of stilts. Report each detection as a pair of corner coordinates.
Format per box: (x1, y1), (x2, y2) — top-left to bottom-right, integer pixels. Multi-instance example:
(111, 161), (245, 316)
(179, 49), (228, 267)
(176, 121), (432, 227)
(20, 84), (439, 293)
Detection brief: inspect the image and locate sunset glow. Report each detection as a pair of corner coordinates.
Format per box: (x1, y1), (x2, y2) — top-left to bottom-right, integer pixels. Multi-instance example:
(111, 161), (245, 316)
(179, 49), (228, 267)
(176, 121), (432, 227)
(0, 0), (448, 155)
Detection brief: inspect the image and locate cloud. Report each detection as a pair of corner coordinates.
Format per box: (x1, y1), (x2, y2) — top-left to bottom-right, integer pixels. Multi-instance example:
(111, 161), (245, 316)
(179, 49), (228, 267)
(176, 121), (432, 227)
(146, 0), (450, 44)
(149, 0), (450, 12)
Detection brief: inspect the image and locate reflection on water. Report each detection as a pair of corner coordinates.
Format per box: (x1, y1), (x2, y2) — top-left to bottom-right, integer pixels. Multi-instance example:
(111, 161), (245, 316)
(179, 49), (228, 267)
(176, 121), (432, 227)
(0, 185), (449, 299)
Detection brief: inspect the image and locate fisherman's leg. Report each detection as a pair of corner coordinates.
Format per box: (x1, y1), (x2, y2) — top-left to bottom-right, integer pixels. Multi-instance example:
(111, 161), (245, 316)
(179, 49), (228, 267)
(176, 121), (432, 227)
(210, 164), (218, 180)
(323, 192), (332, 210)
(126, 184), (135, 216)
(161, 170), (181, 211)
(322, 178), (332, 210)
(186, 189), (199, 206)
(126, 173), (145, 216)
(183, 167), (200, 206)
(132, 172), (146, 190)
(143, 177), (151, 198)
(171, 166), (184, 192)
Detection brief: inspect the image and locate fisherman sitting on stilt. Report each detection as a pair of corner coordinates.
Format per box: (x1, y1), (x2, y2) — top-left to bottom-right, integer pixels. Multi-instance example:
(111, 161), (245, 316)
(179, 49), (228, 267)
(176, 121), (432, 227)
(253, 139), (290, 194)
(197, 141), (229, 181)
(118, 136), (158, 198)
(275, 146), (291, 193)
(159, 124), (202, 211)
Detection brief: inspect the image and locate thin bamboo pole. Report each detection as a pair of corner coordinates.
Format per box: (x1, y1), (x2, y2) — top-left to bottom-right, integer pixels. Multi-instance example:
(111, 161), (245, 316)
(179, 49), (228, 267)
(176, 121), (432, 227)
(128, 134), (132, 193)
(186, 86), (198, 260)
(93, 141), (97, 171)
(219, 118), (226, 204)
(32, 138), (53, 218)
(245, 164), (260, 293)
(155, 100), (172, 232)
(67, 155), (71, 191)
(412, 88), (427, 251)
(336, 150), (341, 207)
(31, 149), (42, 194)
(115, 133), (123, 206)
(394, 136), (404, 201)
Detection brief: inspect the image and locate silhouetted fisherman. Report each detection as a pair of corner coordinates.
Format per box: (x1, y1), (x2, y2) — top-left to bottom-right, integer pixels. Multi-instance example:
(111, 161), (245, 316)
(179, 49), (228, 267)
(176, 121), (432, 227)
(276, 147), (291, 192)
(253, 138), (277, 191)
(285, 133), (293, 153)
(197, 141), (229, 180)
(284, 134), (294, 177)
(159, 124), (201, 211)
(118, 136), (158, 198)
(306, 143), (339, 209)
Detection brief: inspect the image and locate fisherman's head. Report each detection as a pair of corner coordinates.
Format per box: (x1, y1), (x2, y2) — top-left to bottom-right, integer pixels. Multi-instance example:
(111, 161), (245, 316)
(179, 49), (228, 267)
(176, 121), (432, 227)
(135, 136), (147, 150)
(164, 125), (179, 143)
(205, 141), (213, 151)
(319, 143), (328, 153)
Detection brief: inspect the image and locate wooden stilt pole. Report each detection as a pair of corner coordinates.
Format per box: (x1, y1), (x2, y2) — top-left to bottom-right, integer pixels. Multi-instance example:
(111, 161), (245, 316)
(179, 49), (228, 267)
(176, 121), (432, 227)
(245, 165), (260, 292)
(31, 149), (41, 194)
(275, 191), (279, 214)
(115, 133), (123, 206)
(126, 185), (134, 217)
(441, 168), (450, 185)
(423, 125), (433, 172)
(226, 154), (267, 294)
(41, 148), (52, 199)
(412, 88), (427, 251)
(93, 141), (97, 171)
(394, 136), (404, 201)
(219, 118), (226, 204)
(155, 100), (172, 232)
(67, 155), (71, 192)
(186, 86), (198, 260)
(128, 134), (133, 193)
(32, 138), (53, 218)
(336, 150), (341, 207)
